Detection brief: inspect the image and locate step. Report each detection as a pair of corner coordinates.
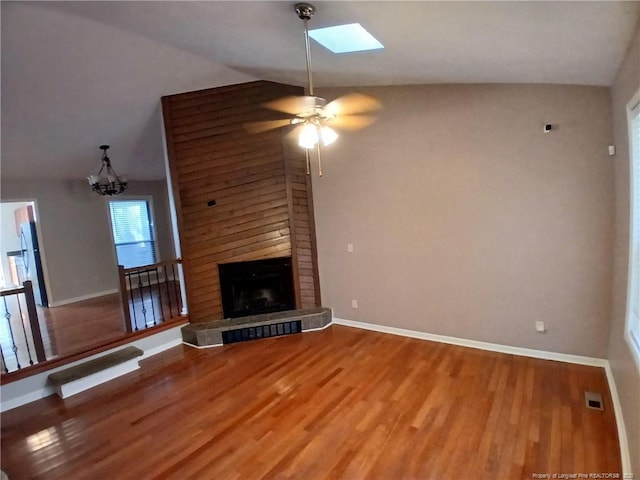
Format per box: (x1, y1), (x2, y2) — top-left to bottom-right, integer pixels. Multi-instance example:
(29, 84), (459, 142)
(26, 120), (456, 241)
(48, 346), (143, 399)
(181, 307), (332, 347)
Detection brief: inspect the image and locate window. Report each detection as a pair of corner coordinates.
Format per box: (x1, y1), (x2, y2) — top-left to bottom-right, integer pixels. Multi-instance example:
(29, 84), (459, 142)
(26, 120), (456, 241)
(108, 199), (157, 268)
(626, 91), (640, 370)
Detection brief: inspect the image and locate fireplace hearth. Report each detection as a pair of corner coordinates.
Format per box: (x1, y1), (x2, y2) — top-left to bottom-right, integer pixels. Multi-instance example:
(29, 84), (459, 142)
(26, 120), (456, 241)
(219, 257), (295, 319)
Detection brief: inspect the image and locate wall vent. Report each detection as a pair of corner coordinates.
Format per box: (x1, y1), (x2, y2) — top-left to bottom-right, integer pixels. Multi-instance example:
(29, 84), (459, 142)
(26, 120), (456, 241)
(221, 320), (302, 344)
(584, 391), (604, 410)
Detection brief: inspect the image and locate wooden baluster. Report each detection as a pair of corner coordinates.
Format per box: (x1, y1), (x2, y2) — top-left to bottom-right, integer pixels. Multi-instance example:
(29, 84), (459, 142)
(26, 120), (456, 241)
(15, 291), (35, 365)
(22, 281), (45, 363)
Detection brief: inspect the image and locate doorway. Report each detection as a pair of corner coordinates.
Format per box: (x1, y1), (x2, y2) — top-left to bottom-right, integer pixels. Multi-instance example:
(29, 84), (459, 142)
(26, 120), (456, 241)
(1, 201), (49, 306)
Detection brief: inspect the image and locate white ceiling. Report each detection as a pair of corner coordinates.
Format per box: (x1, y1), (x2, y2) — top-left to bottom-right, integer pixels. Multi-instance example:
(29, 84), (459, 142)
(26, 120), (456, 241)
(2, 1), (639, 181)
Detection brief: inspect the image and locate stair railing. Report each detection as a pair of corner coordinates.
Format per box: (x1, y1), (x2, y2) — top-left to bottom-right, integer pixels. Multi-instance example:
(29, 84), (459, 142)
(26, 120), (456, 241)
(118, 258), (185, 333)
(0, 280), (46, 374)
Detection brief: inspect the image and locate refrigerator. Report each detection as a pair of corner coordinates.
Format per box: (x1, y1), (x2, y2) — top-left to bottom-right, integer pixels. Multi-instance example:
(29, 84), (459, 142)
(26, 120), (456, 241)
(19, 221), (48, 307)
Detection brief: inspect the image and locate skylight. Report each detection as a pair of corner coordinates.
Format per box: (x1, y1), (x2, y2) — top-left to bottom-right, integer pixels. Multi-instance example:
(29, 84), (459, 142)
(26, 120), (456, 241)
(308, 23), (384, 54)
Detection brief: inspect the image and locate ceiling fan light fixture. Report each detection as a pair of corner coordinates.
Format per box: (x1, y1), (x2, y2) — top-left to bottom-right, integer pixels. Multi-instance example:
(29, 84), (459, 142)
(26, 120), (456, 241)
(298, 123), (320, 149)
(247, 3), (380, 176)
(320, 125), (338, 146)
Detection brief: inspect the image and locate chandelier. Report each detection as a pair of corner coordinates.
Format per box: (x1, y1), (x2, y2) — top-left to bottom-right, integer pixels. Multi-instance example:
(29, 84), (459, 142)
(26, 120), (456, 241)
(87, 145), (127, 196)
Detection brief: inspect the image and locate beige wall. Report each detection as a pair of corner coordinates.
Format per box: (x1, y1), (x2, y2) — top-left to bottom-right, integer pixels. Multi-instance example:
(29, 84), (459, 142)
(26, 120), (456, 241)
(313, 84), (614, 358)
(609, 23), (640, 475)
(0, 178), (174, 305)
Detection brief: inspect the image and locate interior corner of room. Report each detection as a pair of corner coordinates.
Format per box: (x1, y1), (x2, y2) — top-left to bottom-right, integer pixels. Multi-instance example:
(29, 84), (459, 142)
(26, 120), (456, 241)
(1, 1), (639, 477)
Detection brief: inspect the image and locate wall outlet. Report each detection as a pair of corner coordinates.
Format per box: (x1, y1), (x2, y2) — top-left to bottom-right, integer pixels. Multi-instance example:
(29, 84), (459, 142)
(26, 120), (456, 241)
(347, 243), (354, 253)
(351, 299), (358, 309)
(535, 321), (547, 333)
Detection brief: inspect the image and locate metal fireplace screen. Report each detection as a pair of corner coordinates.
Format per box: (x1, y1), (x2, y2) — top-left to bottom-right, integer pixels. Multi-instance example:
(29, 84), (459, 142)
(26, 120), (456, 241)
(218, 257), (295, 319)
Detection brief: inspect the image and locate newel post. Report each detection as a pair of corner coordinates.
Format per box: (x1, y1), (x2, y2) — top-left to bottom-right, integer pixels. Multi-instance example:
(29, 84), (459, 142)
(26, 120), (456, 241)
(23, 280), (46, 362)
(118, 265), (133, 333)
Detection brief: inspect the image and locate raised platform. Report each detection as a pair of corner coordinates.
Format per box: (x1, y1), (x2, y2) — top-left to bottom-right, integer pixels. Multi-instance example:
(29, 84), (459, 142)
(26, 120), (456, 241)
(181, 307), (332, 347)
(47, 346), (143, 399)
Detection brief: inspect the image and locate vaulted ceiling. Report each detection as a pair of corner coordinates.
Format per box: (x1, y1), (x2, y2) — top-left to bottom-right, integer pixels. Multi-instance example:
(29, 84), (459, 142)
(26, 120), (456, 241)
(2, 1), (639, 181)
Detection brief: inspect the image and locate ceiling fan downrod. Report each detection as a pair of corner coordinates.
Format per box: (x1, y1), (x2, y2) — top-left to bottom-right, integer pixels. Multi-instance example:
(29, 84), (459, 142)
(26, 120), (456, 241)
(295, 2), (316, 96)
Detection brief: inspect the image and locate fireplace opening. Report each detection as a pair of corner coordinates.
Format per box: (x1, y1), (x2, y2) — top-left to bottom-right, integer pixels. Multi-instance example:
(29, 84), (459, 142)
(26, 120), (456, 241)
(218, 257), (295, 319)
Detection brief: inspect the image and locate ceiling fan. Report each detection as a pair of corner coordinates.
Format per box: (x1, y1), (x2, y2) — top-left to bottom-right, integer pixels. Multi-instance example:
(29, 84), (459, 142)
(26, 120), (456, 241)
(247, 2), (382, 176)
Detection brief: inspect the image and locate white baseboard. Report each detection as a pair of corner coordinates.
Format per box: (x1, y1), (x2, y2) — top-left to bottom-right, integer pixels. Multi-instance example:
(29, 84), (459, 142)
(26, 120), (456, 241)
(303, 322), (334, 333)
(333, 317), (608, 366)
(182, 341), (223, 349)
(331, 317), (631, 474)
(603, 363), (632, 475)
(48, 288), (119, 307)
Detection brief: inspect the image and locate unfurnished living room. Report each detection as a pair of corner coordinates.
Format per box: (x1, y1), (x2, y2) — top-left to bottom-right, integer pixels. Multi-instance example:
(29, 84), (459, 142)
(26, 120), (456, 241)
(1, 1), (639, 479)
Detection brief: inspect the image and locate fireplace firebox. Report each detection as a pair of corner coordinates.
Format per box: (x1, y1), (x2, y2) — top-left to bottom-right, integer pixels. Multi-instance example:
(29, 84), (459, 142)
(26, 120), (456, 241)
(218, 257), (295, 319)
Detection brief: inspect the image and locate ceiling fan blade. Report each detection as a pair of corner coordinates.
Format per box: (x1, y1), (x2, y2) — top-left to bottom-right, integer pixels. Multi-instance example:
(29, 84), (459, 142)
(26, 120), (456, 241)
(325, 93), (382, 116)
(263, 96), (320, 115)
(326, 114), (378, 131)
(244, 118), (293, 134)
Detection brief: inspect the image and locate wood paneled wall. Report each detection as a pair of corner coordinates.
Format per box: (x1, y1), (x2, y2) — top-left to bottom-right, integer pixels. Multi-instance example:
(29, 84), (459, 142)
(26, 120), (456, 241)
(162, 81), (320, 322)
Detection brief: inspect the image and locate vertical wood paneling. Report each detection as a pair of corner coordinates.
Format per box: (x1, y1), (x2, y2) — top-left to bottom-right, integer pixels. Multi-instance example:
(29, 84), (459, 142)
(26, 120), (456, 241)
(285, 146), (321, 308)
(162, 81), (320, 322)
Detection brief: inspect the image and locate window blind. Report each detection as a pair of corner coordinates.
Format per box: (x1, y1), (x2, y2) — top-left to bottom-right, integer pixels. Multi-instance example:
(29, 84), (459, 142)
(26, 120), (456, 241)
(108, 200), (156, 268)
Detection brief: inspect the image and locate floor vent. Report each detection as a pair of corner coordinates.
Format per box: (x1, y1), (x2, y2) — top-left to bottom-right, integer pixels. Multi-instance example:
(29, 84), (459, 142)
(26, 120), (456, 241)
(584, 391), (604, 410)
(222, 320), (302, 344)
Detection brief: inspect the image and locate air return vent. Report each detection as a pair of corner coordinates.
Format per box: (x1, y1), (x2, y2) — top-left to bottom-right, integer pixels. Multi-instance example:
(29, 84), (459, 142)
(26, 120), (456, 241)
(584, 391), (604, 410)
(221, 320), (302, 344)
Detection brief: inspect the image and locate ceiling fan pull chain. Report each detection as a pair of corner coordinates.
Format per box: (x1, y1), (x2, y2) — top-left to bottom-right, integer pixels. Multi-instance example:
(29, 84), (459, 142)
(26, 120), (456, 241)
(316, 144), (323, 177)
(305, 149), (311, 175)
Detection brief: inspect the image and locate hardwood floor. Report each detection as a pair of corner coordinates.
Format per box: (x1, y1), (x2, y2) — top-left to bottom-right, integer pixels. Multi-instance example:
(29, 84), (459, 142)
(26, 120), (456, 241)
(0, 325), (621, 479)
(37, 293), (126, 359)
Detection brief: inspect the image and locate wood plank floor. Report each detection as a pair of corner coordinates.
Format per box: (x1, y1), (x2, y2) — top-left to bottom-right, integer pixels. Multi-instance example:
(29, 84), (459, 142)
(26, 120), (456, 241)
(0, 325), (621, 479)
